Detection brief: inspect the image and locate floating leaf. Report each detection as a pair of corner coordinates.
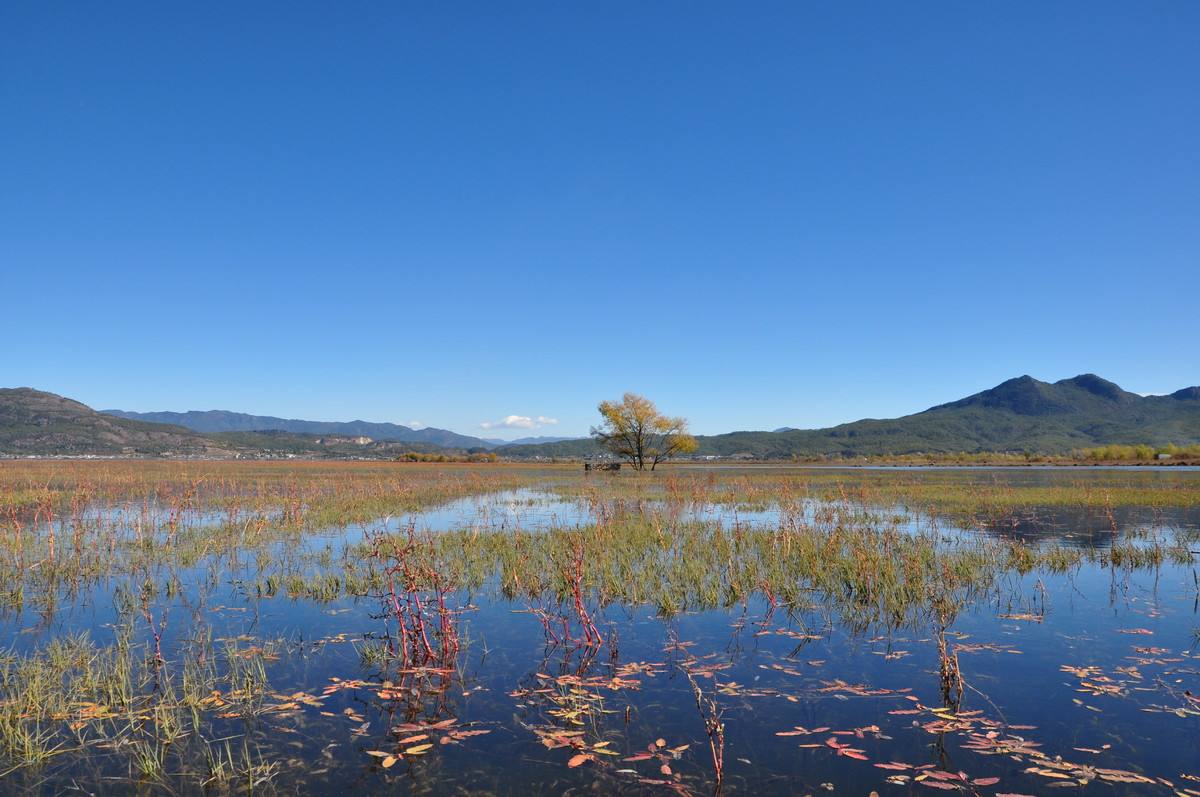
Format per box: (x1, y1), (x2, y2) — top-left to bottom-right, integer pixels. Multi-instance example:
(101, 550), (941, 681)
(396, 734), (428, 745)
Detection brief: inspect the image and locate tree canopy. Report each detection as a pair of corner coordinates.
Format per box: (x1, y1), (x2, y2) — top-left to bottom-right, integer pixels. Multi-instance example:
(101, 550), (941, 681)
(591, 393), (697, 470)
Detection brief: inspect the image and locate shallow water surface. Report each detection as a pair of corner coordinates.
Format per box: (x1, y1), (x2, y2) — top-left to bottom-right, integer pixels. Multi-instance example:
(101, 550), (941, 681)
(1, 467), (1197, 795)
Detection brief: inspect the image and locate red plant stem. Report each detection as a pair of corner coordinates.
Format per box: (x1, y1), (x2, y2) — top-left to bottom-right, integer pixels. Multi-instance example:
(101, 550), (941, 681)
(386, 567), (410, 664)
(569, 538), (602, 647)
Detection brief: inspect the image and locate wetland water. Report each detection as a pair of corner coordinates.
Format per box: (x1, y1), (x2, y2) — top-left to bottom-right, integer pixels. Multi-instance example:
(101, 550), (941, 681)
(0, 464), (1197, 795)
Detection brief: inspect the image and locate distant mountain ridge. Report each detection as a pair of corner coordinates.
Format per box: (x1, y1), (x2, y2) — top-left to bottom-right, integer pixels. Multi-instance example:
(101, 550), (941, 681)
(103, 409), (494, 449)
(1, 390), (466, 458)
(5, 373), (1199, 459)
(498, 374), (1200, 459)
(488, 435), (582, 445)
(2, 389), (230, 456)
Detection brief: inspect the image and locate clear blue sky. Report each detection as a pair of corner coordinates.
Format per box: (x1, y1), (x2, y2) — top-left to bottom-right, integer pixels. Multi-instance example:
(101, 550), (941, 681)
(2, 3), (1197, 439)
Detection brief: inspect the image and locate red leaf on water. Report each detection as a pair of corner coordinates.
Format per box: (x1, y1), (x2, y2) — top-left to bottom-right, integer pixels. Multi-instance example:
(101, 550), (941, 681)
(928, 770), (964, 781)
(972, 777), (1001, 786)
(395, 734), (428, 745)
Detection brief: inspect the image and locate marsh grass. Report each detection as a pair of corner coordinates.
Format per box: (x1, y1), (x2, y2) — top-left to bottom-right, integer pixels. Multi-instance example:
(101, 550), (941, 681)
(0, 461), (1196, 791)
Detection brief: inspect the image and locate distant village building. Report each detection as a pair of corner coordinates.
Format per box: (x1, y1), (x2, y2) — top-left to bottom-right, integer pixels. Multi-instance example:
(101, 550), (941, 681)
(1155, 453), (1172, 460)
(315, 435), (374, 446)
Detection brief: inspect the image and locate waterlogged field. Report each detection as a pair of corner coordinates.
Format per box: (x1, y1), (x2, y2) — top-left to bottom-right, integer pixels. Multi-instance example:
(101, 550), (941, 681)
(0, 462), (1198, 796)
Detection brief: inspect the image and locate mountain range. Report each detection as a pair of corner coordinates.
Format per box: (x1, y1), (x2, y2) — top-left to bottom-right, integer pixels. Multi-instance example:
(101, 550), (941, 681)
(101, 409), (583, 449)
(494, 374), (1200, 459)
(1, 389), (229, 456)
(3, 374), (1199, 459)
(102, 409), (496, 449)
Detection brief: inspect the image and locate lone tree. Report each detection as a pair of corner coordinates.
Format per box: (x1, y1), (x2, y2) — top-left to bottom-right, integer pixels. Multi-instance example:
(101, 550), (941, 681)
(591, 393), (698, 471)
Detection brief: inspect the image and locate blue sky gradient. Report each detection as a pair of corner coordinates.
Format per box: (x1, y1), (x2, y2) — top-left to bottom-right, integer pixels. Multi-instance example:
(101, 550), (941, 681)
(2, 2), (1197, 438)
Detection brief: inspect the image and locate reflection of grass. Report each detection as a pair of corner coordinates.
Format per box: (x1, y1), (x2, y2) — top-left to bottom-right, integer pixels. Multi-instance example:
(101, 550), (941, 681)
(0, 461), (1196, 788)
(0, 627), (282, 785)
(5, 460), (1190, 636)
(300, 505), (1192, 634)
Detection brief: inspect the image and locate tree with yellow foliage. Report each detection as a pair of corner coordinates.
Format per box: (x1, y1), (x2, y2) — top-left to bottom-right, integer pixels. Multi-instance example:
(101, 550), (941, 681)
(591, 393), (698, 471)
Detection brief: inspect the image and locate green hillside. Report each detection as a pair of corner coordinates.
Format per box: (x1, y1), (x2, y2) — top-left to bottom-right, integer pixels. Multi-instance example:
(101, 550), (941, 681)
(498, 375), (1200, 459)
(0, 388), (229, 456)
(0, 389), (455, 458)
(102, 409), (494, 449)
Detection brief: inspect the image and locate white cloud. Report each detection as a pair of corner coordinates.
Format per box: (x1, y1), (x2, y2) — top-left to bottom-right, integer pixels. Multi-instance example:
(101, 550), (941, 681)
(480, 414), (559, 430)
(404, 420), (425, 429)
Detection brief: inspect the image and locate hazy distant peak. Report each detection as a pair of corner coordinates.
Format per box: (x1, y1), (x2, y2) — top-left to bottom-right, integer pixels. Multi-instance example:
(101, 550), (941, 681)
(102, 408), (494, 449)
